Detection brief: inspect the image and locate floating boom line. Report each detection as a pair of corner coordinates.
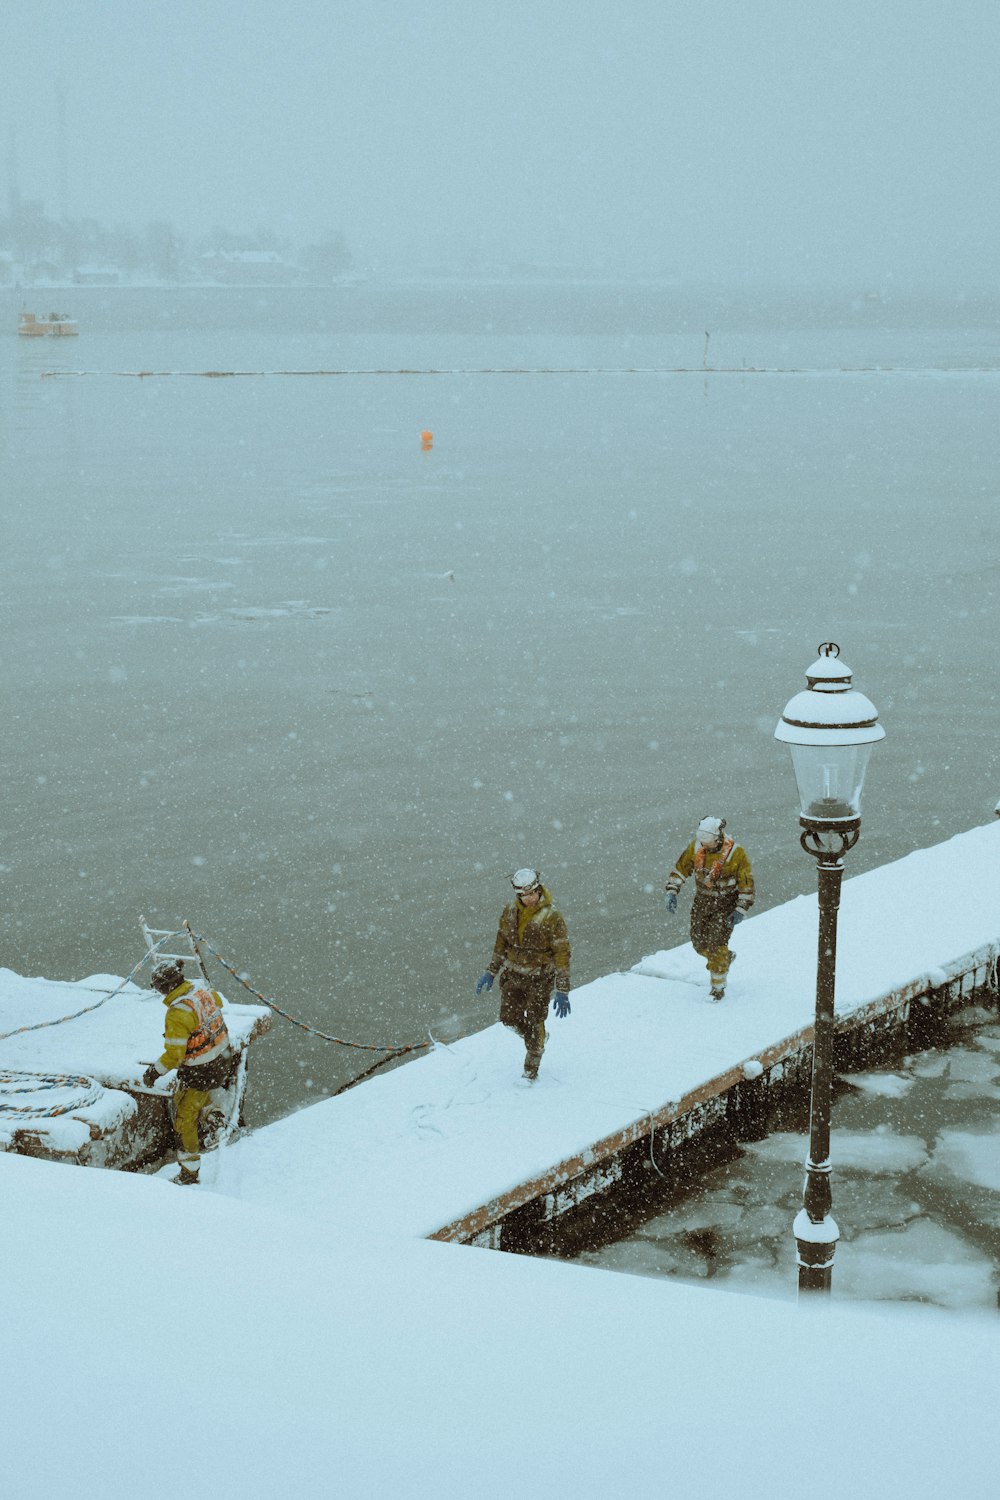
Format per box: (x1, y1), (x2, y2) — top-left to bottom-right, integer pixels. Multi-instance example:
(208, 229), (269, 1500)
(38, 365), (1000, 380)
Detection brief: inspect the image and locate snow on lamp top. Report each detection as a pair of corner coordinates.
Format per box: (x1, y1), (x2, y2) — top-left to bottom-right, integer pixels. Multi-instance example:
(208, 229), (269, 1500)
(774, 642), (884, 748)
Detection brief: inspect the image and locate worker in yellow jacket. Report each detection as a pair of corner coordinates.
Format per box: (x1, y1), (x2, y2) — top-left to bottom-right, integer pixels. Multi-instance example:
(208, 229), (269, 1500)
(143, 959), (233, 1185)
(476, 868), (571, 1080)
(664, 816), (755, 1001)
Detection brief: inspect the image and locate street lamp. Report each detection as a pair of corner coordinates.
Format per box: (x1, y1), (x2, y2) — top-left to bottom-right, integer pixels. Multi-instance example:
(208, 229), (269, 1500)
(775, 643), (884, 1294)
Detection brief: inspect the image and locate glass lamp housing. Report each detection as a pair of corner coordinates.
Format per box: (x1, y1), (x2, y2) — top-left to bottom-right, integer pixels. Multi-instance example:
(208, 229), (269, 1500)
(783, 739), (875, 823)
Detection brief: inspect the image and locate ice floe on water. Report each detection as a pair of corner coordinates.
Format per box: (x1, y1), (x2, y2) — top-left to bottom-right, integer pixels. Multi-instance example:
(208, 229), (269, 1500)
(907, 1051), (949, 1079)
(942, 1081), (1000, 1102)
(836, 1220), (996, 1310)
(924, 1127), (1000, 1194)
(640, 1196), (747, 1240)
(224, 601), (336, 622)
(843, 1071), (914, 1098)
(108, 614), (184, 626)
(581, 1172), (994, 1310)
(155, 576), (236, 595)
(922, 1044), (1000, 1100)
(832, 1179), (923, 1232)
(942, 1048), (999, 1084)
(946, 1005), (996, 1030)
(742, 1129), (930, 1174)
(578, 1237), (715, 1283)
(221, 532), (334, 548)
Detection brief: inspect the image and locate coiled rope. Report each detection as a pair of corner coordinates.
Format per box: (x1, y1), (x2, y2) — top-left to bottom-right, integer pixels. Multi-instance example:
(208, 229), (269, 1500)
(0, 1070), (104, 1119)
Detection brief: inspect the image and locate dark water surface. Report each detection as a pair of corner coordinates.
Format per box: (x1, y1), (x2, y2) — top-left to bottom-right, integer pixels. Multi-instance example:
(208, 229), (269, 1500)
(2, 283), (999, 1123)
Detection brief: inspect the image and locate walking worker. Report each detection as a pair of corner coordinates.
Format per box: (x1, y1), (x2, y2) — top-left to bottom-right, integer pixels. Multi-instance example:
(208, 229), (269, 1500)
(476, 868), (571, 1081)
(664, 816), (755, 1001)
(142, 959), (234, 1185)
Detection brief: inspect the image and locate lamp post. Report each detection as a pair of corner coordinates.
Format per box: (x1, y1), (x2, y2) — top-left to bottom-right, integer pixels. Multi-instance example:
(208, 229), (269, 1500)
(775, 643), (884, 1294)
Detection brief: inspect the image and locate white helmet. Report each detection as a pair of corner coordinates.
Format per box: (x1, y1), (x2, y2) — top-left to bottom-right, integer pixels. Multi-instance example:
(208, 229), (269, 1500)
(511, 867), (542, 893)
(696, 816), (726, 844)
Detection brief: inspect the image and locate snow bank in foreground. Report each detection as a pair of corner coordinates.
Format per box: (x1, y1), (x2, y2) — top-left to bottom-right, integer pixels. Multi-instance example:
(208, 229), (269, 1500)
(2, 1150), (996, 1499)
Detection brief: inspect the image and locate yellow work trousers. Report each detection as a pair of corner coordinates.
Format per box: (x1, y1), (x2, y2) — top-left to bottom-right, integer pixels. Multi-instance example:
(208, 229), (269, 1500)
(695, 942), (734, 990)
(693, 941), (734, 980)
(172, 1086), (211, 1167)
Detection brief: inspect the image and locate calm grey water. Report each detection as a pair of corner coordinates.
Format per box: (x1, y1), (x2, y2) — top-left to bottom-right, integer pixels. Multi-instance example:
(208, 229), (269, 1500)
(2, 283), (999, 1123)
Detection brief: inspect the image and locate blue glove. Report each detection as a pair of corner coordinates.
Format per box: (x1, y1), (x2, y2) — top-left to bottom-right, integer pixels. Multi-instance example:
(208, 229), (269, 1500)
(476, 972), (494, 995)
(732, 909), (745, 925)
(664, 891), (677, 914)
(552, 992), (570, 1018)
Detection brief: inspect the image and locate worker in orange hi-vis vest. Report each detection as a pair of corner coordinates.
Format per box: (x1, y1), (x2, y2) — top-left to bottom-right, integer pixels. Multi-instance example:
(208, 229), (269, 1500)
(663, 816), (755, 1002)
(142, 959), (234, 1185)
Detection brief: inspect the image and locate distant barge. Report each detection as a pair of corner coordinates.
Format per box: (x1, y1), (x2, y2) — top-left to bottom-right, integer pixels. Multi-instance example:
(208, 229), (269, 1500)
(18, 312), (79, 338)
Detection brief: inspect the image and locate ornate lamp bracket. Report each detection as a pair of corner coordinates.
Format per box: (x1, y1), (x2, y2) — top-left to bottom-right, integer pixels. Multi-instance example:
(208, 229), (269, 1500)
(799, 822), (860, 865)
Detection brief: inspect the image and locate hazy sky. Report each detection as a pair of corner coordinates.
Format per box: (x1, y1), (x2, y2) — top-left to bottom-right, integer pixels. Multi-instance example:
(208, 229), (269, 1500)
(3, 0), (999, 280)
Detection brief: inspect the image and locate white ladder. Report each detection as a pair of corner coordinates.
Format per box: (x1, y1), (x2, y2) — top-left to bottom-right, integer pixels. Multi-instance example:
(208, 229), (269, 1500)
(139, 916), (211, 986)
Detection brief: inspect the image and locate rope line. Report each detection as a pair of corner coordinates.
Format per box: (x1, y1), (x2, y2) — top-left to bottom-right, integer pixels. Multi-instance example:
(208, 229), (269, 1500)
(0, 924), (432, 1117)
(188, 930), (432, 1058)
(0, 930), (184, 1044)
(637, 1107), (670, 1181)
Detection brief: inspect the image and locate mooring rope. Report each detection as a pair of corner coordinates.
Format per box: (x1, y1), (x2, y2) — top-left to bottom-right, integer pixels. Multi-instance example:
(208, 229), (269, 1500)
(635, 1107), (671, 1181)
(0, 930), (184, 1044)
(187, 929), (432, 1059)
(0, 923), (433, 1118)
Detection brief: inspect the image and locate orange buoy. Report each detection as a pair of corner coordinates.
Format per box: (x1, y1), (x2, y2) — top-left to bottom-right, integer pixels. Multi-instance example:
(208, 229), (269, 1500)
(420, 429), (433, 451)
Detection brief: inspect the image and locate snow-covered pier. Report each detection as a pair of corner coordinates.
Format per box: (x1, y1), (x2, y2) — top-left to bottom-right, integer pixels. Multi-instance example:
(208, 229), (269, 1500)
(210, 823), (1000, 1248)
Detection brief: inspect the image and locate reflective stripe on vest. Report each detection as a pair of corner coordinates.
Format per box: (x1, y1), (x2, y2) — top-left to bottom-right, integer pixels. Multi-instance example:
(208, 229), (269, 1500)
(694, 837), (737, 890)
(172, 986), (230, 1063)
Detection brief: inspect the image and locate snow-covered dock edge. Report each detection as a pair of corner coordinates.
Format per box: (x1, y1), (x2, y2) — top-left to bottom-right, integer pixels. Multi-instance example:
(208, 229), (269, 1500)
(430, 945), (999, 1250)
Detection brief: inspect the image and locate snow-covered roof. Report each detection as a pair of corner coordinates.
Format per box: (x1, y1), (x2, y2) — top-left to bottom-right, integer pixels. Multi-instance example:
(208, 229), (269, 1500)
(3, 1146), (996, 1497)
